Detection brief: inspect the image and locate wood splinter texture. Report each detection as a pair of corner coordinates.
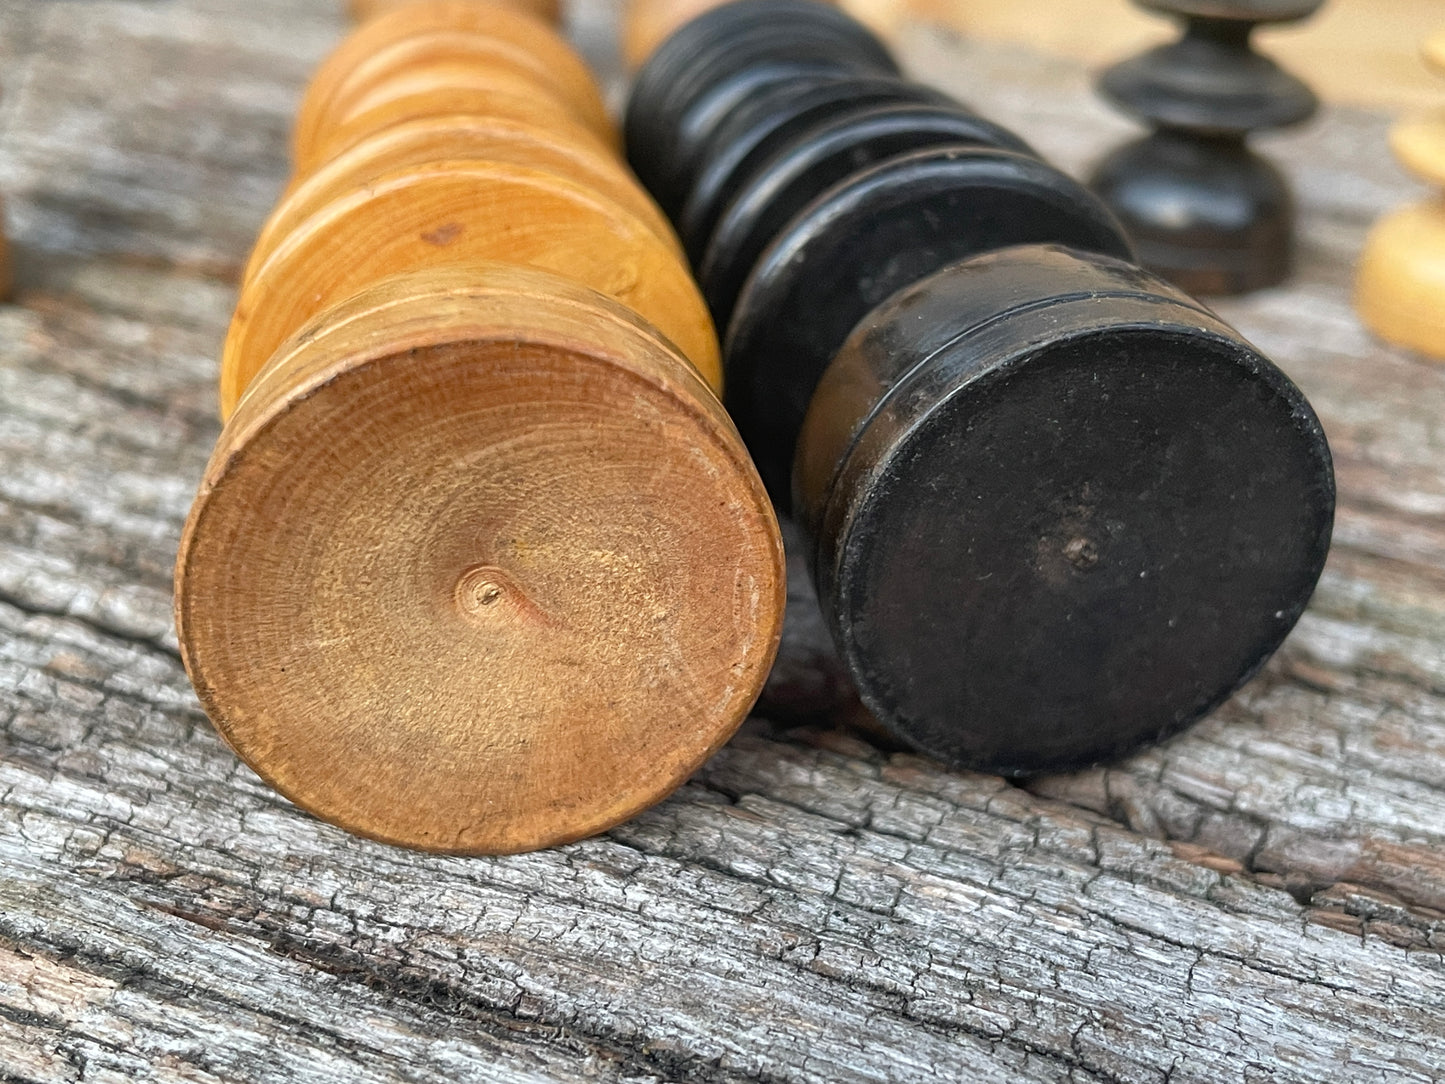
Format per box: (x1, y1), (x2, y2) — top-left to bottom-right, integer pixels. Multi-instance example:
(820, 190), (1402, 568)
(176, 0), (783, 855)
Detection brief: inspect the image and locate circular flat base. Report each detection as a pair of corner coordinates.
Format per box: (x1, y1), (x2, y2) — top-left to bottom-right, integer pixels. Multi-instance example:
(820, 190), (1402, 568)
(808, 247), (1334, 774)
(1390, 111), (1445, 189)
(180, 266), (784, 853)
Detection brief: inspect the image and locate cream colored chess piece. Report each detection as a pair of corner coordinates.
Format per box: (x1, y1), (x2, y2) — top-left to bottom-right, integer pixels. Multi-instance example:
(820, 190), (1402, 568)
(1355, 32), (1445, 360)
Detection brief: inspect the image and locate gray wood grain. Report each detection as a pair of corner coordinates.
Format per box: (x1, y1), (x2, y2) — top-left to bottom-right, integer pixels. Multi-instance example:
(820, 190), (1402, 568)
(0, 2), (1442, 1081)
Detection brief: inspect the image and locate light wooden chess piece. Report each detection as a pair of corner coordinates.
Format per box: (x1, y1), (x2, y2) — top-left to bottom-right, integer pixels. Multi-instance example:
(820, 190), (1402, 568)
(1355, 31), (1445, 361)
(177, 0), (783, 855)
(350, 0), (561, 24)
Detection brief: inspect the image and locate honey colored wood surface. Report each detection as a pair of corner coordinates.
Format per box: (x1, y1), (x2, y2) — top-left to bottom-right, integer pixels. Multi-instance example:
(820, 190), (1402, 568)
(181, 264), (782, 853)
(295, 28), (612, 156)
(223, 160), (719, 412)
(251, 114), (679, 278)
(327, 59), (604, 141)
(301, 81), (613, 169)
(623, 0), (898, 69)
(1355, 200), (1445, 359)
(352, 0), (562, 23)
(3, 0), (1445, 1080)
(0, 202), (9, 302)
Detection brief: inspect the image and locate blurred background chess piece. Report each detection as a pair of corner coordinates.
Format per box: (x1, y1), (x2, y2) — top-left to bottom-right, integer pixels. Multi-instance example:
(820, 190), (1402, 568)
(1088, 0), (1325, 296)
(1355, 30), (1445, 361)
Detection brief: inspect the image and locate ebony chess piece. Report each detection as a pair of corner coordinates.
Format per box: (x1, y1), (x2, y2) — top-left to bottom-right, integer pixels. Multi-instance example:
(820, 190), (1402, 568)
(628, 0), (1335, 774)
(625, 0), (899, 217)
(1091, 0), (1325, 295)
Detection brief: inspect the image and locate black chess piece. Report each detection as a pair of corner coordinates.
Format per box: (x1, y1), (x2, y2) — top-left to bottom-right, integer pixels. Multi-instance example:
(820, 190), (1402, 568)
(1091, 0), (1326, 295)
(627, 0), (1335, 774)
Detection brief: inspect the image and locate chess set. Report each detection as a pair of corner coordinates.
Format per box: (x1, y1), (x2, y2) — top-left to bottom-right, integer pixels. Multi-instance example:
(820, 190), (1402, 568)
(9, 0), (1427, 853)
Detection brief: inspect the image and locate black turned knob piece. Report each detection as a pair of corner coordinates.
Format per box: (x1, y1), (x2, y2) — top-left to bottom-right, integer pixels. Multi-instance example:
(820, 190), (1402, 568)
(625, 0), (1335, 774)
(1091, 0), (1326, 295)
(796, 245), (1335, 773)
(626, 0), (900, 216)
(701, 101), (1034, 330)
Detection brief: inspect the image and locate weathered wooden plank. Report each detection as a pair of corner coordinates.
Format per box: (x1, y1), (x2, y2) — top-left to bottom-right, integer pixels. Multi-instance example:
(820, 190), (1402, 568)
(0, 1), (1443, 1081)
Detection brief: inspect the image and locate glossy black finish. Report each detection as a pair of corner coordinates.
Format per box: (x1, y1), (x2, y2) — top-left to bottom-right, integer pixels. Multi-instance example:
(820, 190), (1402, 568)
(1100, 20), (1316, 134)
(700, 101), (1035, 330)
(1093, 129), (1294, 294)
(796, 245), (1335, 773)
(678, 75), (951, 261)
(725, 145), (1133, 501)
(1138, 0), (1323, 20)
(626, 0), (1336, 774)
(625, 0), (899, 213)
(1091, 1), (1324, 294)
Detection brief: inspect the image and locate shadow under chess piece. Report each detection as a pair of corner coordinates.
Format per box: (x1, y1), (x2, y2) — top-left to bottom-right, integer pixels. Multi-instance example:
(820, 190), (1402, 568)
(1355, 31), (1445, 360)
(1091, 0), (1324, 295)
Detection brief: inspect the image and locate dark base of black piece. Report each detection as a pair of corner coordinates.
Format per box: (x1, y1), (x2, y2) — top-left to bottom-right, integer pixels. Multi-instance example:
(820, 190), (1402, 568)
(1091, 129), (1294, 295)
(796, 245), (1335, 774)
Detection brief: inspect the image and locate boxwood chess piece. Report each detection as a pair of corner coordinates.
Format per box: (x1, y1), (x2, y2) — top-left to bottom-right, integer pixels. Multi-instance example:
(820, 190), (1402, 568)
(1091, 0), (1325, 295)
(177, 0), (784, 855)
(629, 0), (1336, 774)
